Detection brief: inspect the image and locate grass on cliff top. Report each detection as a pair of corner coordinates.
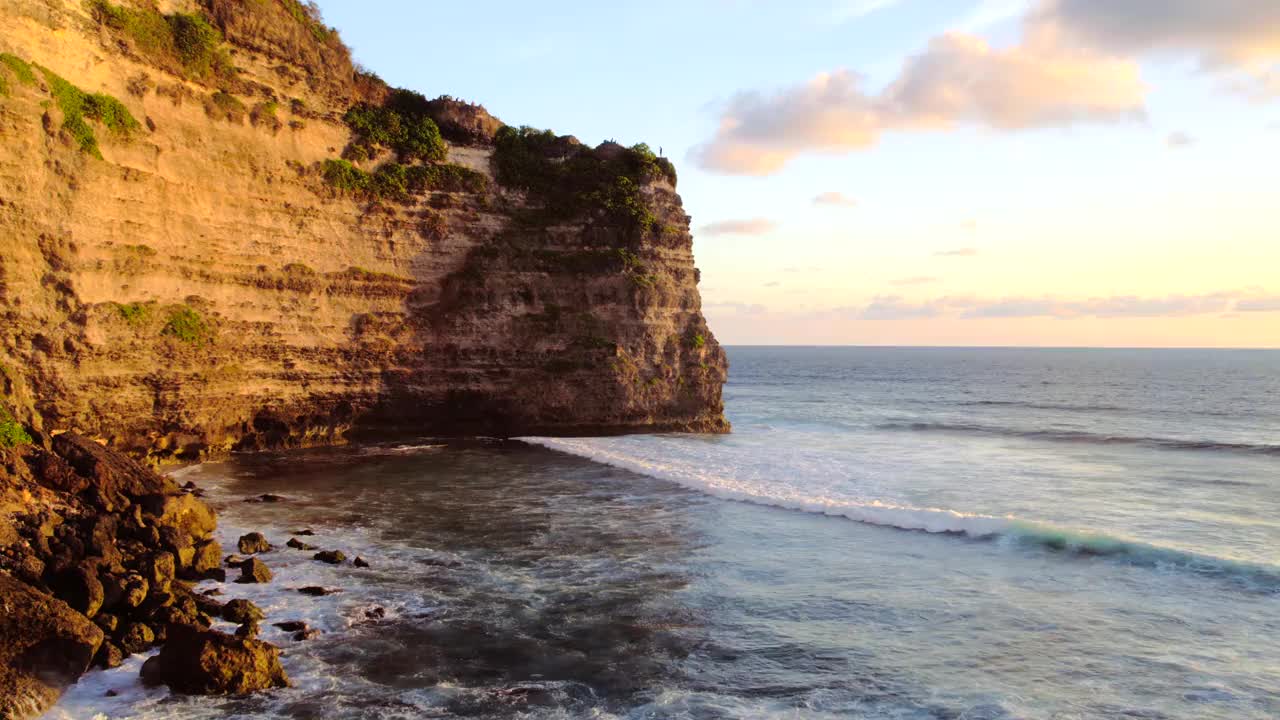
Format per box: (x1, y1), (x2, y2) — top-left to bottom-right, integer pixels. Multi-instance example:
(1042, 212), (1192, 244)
(36, 64), (140, 159)
(162, 306), (211, 345)
(322, 158), (487, 201)
(115, 301), (151, 326)
(0, 53), (37, 96)
(492, 127), (675, 235)
(88, 0), (234, 82)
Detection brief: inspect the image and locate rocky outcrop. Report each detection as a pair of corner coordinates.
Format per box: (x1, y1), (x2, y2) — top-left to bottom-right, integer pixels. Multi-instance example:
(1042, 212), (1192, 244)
(0, 0), (728, 462)
(0, 573), (104, 718)
(0, 434), (224, 718)
(140, 624), (288, 695)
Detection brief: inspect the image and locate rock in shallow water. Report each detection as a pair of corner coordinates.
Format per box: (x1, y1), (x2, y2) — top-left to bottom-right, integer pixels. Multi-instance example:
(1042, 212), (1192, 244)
(297, 586), (341, 597)
(285, 537), (315, 550)
(221, 599), (265, 624)
(237, 533), (271, 555)
(0, 574), (104, 718)
(313, 550), (346, 565)
(140, 625), (289, 695)
(236, 558), (272, 584)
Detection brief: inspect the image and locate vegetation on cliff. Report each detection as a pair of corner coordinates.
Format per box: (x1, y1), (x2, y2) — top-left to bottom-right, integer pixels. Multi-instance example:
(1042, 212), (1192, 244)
(322, 158), (487, 200)
(492, 127), (676, 234)
(0, 406), (32, 448)
(89, 0), (234, 82)
(343, 89), (448, 163)
(0, 53), (36, 96)
(35, 64), (139, 159)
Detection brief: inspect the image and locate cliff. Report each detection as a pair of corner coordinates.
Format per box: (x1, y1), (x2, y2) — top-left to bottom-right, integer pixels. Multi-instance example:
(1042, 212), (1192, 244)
(0, 0), (728, 462)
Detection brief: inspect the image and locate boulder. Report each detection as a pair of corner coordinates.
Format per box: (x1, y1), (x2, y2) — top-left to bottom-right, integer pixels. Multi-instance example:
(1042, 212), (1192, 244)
(237, 533), (271, 555)
(297, 586), (340, 597)
(236, 558), (272, 584)
(140, 625), (289, 695)
(147, 552), (176, 593)
(117, 622), (155, 654)
(313, 550), (345, 565)
(221, 599), (264, 625)
(292, 628), (321, 641)
(190, 540), (223, 575)
(93, 642), (125, 670)
(235, 621), (259, 639)
(0, 574), (104, 719)
(272, 621), (306, 632)
(51, 563), (104, 618)
(353, 557), (370, 568)
(285, 537), (315, 550)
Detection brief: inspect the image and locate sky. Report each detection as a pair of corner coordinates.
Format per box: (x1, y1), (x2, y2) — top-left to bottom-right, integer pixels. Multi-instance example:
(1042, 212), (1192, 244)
(312, 0), (1279, 347)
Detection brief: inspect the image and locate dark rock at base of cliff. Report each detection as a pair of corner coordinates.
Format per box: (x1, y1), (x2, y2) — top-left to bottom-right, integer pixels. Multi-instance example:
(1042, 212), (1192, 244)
(237, 532), (271, 555)
(273, 621), (306, 632)
(243, 494), (286, 504)
(0, 573), (104, 719)
(292, 529), (315, 536)
(353, 556), (369, 568)
(297, 586), (340, 597)
(292, 628), (321, 641)
(235, 558), (272, 584)
(139, 625), (289, 695)
(313, 550), (345, 565)
(286, 537), (315, 550)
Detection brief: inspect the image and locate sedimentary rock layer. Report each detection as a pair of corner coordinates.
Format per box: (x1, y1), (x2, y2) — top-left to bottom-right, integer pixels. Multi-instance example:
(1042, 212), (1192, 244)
(0, 0), (728, 460)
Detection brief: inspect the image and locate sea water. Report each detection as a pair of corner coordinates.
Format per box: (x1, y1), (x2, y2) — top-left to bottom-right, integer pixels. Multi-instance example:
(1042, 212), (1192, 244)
(51, 347), (1280, 719)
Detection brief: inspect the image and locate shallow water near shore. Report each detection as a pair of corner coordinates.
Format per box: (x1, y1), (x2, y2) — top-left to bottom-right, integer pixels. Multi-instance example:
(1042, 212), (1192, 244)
(52, 347), (1280, 719)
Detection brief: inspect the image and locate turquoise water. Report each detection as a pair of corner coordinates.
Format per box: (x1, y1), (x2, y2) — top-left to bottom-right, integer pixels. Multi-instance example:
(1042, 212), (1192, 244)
(53, 348), (1280, 719)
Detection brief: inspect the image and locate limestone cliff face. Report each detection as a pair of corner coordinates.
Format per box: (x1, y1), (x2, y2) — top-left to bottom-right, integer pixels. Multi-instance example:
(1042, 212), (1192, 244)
(0, 0), (728, 460)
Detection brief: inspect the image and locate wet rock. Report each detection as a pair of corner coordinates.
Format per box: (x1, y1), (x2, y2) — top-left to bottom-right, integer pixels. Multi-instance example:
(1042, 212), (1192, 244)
(143, 494), (217, 544)
(243, 494), (286, 504)
(273, 621), (306, 632)
(364, 607), (386, 620)
(353, 557), (370, 568)
(292, 529), (315, 536)
(237, 533), (271, 555)
(292, 628), (321, 641)
(224, 554), (247, 567)
(235, 621), (260, 639)
(0, 574), (104, 718)
(118, 622), (156, 655)
(285, 537), (315, 550)
(221, 599), (264, 625)
(140, 625), (289, 695)
(105, 689), (118, 697)
(181, 481), (197, 491)
(235, 558), (272, 584)
(52, 563), (105, 618)
(297, 586), (340, 597)
(313, 550), (345, 565)
(94, 641), (125, 670)
(202, 568), (227, 583)
(121, 574), (149, 608)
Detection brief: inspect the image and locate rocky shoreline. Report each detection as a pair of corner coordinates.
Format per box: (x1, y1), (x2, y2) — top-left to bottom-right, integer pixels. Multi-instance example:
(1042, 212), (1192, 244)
(0, 435), (358, 718)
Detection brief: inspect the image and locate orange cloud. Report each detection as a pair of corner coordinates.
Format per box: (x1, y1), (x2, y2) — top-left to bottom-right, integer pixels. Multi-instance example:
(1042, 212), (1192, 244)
(692, 34), (1144, 175)
(813, 191), (859, 207)
(698, 218), (779, 237)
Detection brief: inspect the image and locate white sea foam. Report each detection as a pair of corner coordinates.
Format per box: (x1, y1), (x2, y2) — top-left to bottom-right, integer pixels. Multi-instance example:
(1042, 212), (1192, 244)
(521, 436), (1280, 590)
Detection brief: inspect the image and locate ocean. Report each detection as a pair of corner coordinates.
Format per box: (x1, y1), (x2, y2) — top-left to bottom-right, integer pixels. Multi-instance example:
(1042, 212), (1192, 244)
(51, 347), (1280, 719)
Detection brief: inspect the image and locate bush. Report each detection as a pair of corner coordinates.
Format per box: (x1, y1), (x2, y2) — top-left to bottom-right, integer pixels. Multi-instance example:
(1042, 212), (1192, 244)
(37, 65), (139, 158)
(279, 0), (335, 43)
(115, 301), (150, 325)
(0, 418), (31, 448)
(492, 126), (670, 234)
(162, 306), (210, 344)
(343, 88), (446, 162)
(249, 100), (281, 131)
(323, 159), (485, 200)
(88, 0), (233, 81)
(205, 90), (246, 122)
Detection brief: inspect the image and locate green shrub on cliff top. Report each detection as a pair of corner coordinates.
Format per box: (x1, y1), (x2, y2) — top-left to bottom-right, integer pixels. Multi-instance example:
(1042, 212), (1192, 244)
(115, 301), (151, 326)
(492, 126), (671, 234)
(37, 65), (140, 159)
(162, 306), (210, 344)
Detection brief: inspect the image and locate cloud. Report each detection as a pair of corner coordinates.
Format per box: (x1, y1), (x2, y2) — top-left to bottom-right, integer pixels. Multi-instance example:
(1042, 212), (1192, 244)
(891, 275), (941, 286)
(705, 301), (769, 315)
(813, 191), (859, 207)
(692, 33), (1145, 175)
(960, 219), (979, 232)
(935, 247), (979, 257)
(851, 291), (1276, 320)
(1033, 0), (1280, 98)
(698, 218), (778, 237)
(1166, 131), (1196, 149)
(1236, 296), (1280, 312)
(764, 281), (782, 288)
